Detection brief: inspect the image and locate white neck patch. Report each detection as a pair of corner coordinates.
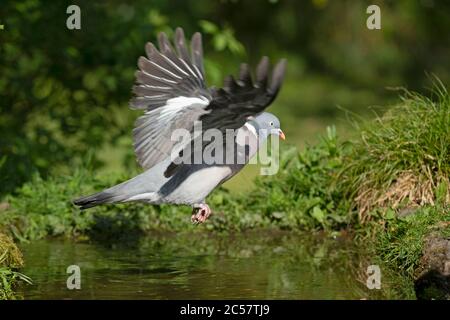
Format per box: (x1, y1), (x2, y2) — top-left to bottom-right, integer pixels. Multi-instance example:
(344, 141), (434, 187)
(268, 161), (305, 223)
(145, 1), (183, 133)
(244, 122), (258, 137)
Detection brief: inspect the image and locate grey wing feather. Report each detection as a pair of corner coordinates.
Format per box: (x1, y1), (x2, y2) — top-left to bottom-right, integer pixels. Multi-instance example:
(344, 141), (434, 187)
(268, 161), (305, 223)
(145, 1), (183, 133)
(190, 32), (205, 79)
(165, 56), (287, 177)
(133, 102), (209, 170)
(130, 27), (211, 170)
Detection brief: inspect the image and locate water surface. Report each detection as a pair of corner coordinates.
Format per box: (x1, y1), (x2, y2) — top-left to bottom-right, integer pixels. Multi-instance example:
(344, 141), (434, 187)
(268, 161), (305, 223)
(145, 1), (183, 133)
(17, 232), (408, 299)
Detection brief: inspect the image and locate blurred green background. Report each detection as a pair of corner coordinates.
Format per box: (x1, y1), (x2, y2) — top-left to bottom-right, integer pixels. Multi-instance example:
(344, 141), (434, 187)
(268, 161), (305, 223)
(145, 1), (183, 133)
(1, 0), (449, 197)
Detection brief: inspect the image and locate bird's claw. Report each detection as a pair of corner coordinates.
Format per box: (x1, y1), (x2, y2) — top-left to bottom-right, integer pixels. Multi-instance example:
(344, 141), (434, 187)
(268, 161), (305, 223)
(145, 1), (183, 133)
(191, 204), (211, 224)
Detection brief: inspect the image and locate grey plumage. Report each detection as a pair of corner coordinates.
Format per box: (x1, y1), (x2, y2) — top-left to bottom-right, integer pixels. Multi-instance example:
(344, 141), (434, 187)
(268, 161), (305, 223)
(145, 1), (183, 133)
(74, 158), (171, 209)
(73, 27), (286, 220)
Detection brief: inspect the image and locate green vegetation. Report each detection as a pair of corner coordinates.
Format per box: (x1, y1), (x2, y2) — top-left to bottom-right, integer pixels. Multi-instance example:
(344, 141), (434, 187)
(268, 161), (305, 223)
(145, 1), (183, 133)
(375, 205), (450, 276)
(3, 87), (448, 298)
(0, 233), (31, 299)
(340, 83), (450, 221)
(1, 0), (449, 299)
(2, 0), (449, 197)
(1, 88), (447, 233)
(0, 127), (346, 242)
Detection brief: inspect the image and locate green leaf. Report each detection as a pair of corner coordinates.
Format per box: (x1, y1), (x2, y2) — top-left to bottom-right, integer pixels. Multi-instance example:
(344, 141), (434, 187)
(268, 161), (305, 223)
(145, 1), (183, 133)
(311, 206), (325, 224)
(199, 20), (218, 34)
(435, 181), (449, 205)
(213, 34), (227, 51)
(385, 208), (396, 220)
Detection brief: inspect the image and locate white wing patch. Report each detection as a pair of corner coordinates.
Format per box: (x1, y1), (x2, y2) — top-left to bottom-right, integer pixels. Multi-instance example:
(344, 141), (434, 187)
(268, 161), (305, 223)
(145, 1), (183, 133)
(156, 96), (209, 120)
(133, 95), (210, 170)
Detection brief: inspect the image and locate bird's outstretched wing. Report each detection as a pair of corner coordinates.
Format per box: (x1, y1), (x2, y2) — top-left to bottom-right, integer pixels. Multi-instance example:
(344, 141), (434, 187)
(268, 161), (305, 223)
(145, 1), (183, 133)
(130, 27), (286, 173)
(131, 28), (212, 170)
(203, 56), (286, 133)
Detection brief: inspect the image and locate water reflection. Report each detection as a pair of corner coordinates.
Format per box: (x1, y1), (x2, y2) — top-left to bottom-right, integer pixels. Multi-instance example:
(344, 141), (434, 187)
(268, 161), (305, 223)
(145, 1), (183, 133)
(17, 231), (410, 299)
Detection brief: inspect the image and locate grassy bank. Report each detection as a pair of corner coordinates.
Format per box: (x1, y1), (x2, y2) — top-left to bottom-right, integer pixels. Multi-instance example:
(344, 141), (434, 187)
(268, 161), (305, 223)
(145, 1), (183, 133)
(0, 233), (31, 299)
(0, 86), (449, 298)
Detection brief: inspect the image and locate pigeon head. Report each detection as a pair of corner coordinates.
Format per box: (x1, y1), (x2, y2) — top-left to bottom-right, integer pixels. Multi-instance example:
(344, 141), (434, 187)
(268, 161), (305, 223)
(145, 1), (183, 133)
(247, 112), (285, 141)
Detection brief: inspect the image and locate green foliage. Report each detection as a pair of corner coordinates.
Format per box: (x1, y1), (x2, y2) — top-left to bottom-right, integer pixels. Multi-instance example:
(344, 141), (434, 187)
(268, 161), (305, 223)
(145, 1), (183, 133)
(0, 233), (31, 299)
(1, 0), (450, 197)
(333, 86), (450, 282)
(0, 267), (32, 300)
(199, 20), (245, 56)
(0, 85), (447, 236)
(0, 87), (448, 301)
(217, 126), (351, 231)
(374, 205), (450, 276)
(1, 86), (448, 243)
(0, 233), (23, 268)
(0, 126), (349, 243)
(0, 1), (246, 196)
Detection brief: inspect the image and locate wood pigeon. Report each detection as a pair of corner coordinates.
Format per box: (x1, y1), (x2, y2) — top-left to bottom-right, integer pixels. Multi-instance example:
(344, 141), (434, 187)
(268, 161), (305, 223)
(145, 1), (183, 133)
(74, 27), (286, 224)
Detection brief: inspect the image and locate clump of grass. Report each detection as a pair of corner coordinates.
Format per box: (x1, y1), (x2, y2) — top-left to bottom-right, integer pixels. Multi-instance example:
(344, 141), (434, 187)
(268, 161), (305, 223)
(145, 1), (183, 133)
(0, 233), (31, 299)
(0, 264), (32, 300)
(0, 233), (23, 268)
(340, 83), (450, 221)
(374, 205), (450, 276)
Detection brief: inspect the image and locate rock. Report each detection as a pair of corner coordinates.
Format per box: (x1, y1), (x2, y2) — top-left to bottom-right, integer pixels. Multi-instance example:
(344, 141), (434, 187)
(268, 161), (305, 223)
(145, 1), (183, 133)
(414, 234), (450, 299)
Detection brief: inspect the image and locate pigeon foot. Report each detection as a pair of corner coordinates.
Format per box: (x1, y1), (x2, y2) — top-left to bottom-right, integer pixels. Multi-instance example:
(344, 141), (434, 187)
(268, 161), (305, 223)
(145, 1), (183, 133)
(191, 204), (211, 224)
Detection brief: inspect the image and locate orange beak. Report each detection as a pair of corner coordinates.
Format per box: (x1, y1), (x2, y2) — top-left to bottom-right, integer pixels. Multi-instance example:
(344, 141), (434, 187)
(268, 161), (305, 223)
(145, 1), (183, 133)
(279, 129), (286, 141)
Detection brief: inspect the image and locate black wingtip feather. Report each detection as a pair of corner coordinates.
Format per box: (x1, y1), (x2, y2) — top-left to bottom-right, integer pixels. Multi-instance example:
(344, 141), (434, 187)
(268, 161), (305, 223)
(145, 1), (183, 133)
(73, 191), (119, 210)
(269, 59), (287, 94)
(256, 56), (270, 87)
(72, 195), (100, 210)
(238, 63), (253, 87)
(223, 75), (238, 92)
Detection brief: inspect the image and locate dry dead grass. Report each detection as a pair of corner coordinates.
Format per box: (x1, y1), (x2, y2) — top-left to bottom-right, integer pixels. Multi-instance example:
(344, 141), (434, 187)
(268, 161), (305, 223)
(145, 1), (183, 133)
(0, 233), (23, 268)
(355, 172), (450, 222)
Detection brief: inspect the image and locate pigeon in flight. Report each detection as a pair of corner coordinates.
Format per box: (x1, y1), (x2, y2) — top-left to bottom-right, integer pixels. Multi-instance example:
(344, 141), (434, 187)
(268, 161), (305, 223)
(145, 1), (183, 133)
(74, 27), (286, 224)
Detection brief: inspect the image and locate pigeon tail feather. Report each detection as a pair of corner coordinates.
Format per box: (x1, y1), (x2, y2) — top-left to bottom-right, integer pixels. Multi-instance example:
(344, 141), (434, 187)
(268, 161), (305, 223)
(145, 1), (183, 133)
(72, 191), (128, 210)
(73, 160), (170, 210)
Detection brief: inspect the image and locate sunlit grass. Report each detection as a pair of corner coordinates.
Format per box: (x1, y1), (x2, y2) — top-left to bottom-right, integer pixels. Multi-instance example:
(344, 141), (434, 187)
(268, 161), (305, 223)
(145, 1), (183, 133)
(0, 233), (32, 299)
(375, 206), (450, 276)
(339, 82), (450, 221)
